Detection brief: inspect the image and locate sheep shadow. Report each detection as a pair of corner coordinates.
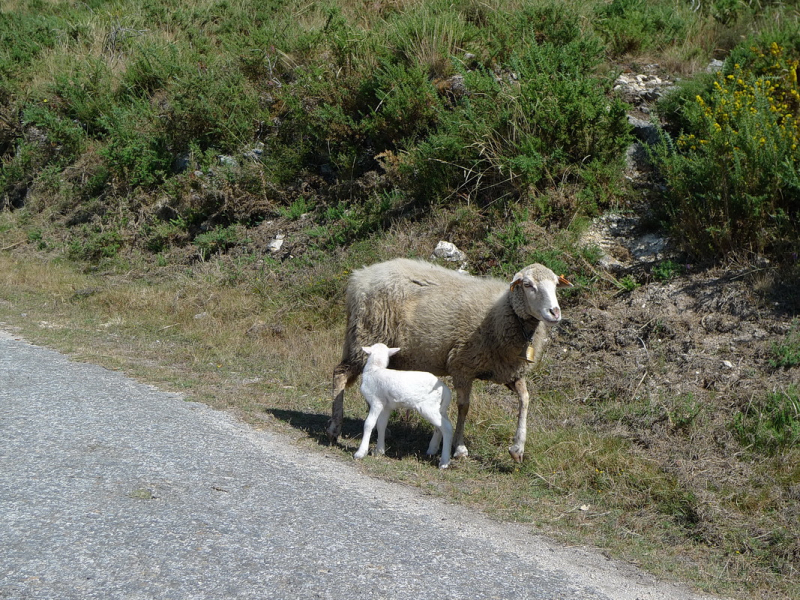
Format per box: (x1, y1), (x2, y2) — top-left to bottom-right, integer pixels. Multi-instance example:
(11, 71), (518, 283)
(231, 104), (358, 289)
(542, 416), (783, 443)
(266, 408), (443, 465)
(265, 409), (357, 445)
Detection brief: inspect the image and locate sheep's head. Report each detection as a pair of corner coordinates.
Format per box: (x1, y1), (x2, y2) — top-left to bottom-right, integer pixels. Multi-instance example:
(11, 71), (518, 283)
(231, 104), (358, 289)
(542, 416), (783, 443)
(362, 343), (401, 368)
(509, 264), (572, 324)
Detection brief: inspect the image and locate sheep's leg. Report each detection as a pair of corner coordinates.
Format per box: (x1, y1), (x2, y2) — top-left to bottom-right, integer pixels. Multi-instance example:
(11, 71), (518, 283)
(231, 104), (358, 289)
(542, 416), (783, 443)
(507, 378), (530, 463)
(327, 363), (355, 442)
(354, 406), (380, 459)
(452, 380), (472, 459)
(375, 409), (391, 455)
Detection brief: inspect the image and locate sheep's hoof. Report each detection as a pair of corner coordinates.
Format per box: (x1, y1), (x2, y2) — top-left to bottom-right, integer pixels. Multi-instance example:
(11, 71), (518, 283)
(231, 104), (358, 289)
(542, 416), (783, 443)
(325, 421), (341, 443)
(439, 463), (449, 470)
(508, 445), (524, 463)
(353, 451), (366, 460)
(453, 445), (469, 459)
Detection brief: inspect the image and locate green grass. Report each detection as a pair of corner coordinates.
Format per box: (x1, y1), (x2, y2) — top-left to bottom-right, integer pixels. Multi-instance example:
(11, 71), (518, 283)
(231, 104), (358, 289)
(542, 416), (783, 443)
(770, 320), (800, 369)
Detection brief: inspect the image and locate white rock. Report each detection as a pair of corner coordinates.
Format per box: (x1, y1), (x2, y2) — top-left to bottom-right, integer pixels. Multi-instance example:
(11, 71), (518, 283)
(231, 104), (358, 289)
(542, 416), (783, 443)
(267, 234), (285, 253)
(431, 241), (467, 263)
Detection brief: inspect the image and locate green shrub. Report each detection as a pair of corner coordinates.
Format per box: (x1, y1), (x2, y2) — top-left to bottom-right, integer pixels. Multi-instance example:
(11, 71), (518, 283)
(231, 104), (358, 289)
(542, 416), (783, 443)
(403, 15), (630, 214)
(0, 140), (46, 207)
(67, 226), (122, 262)
(142, 219), (189, 253)
(362, 60), (443, 147)
(120, 41), (182, 99)
(592, 0), (688, 57)
(193, 225), (245, 260)
(162, 61), (262, 152)
(22, 103), (86, 163)
(653, 39), (800, 260)
(486, 208), (528, 270)
(279, 197), (312, 221)
(0, 12), (61, 82)
(49, 59), (115, 136)
(99, 105), (171, 189)
(617, 275), (640, 292)
(652, 260), (683, 281)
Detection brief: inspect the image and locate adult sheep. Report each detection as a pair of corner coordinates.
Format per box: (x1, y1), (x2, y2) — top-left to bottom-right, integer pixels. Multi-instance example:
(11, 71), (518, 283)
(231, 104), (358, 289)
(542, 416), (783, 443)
(327, 258), (572, 462)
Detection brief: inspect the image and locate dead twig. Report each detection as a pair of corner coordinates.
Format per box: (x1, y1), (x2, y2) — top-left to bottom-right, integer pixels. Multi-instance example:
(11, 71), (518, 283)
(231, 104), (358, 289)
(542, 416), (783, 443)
(532, 471), (565, 493)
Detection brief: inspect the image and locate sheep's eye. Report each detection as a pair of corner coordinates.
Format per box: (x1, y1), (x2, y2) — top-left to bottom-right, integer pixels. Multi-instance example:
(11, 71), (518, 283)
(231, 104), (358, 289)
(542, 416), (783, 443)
(523, 281), (534, 289)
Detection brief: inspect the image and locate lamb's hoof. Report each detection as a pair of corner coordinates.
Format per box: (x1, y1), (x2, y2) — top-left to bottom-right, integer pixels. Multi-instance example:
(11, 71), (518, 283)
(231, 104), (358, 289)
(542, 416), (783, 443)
(353, 451), (366, 460)
(439, 463), (449, 470)
(453, 445), (469, 459)
(508, 445), (524, 463)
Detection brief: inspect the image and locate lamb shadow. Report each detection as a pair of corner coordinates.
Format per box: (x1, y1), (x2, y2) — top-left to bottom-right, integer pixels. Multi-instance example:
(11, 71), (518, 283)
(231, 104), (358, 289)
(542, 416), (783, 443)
(372, 418), (440, 462)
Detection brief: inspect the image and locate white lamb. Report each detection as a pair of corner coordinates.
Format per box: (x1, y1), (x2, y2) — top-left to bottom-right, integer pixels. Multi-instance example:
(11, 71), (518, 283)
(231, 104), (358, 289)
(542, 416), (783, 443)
(354, 343), (454, 469)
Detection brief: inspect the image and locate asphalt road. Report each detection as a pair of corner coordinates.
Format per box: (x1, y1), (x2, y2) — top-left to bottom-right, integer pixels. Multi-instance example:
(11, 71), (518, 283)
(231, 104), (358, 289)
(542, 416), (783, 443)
(0, 330), (720, 600)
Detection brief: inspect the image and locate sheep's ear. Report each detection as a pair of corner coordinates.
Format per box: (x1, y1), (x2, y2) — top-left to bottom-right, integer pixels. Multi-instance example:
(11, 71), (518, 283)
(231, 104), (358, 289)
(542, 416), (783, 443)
(361, 346), (372, 355)
(510, 271), (524, 291)
(557, 274), (573, 288)
(388, 347), (401, 357)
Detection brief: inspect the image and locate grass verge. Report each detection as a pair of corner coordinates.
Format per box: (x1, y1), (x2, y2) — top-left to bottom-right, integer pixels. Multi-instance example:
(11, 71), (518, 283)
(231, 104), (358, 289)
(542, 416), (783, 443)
(1, 244), (798, 600)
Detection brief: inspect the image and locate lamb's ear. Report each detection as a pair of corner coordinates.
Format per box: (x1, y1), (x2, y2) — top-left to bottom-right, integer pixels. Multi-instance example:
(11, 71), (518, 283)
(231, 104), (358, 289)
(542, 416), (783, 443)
(388, 347), (401, 357)
(361, 346), (372, 355)
(510, 271), (525, 291)
(557, 274), (573, 288)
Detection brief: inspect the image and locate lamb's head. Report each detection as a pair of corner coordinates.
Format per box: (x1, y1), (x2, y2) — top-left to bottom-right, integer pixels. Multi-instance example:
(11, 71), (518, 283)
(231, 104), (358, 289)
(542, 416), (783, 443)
(362, 343), (401, 369)
(509, 264), (572, 325)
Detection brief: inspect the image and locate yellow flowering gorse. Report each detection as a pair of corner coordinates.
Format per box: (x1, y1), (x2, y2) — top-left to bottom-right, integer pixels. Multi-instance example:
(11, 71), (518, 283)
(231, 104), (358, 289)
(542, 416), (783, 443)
(658, 41), (800, 258)
(677, 43), (800, 155)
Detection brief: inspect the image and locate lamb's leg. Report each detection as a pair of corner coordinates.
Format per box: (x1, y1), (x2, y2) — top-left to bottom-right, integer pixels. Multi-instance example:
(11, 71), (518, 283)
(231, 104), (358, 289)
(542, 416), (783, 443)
(421, 404), (443, 457)
(354, 406), (380, 459)
(327, 363), (354, 442)
(425, 388), (452, 466)
(438, 416), (453, 469)
(507, 378), (530, 463)
(452, 380), (472, 459)
(426, 429), (442, 457)
(375, 409), (391, 455)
